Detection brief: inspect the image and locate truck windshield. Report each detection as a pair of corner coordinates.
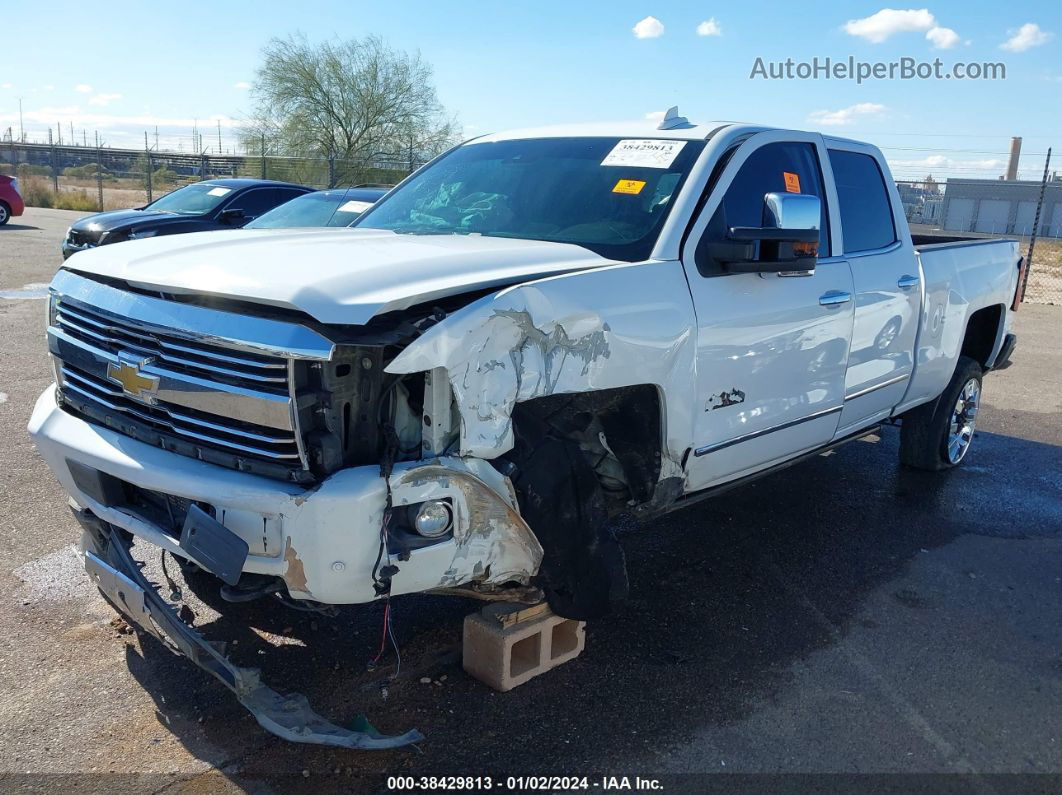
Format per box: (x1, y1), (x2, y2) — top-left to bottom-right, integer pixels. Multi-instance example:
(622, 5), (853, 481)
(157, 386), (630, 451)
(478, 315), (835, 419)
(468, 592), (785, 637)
(354, 137), (705, 261)
(145, 183), (236, 215)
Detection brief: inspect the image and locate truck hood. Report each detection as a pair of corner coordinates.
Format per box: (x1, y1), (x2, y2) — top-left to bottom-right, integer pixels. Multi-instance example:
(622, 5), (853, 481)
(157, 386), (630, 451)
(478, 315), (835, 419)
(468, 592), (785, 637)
(62, 227), (615, 325)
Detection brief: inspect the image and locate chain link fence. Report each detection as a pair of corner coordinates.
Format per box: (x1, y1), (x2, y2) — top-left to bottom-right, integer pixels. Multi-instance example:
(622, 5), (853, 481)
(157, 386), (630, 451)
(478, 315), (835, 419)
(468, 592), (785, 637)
(0, 141), (420, 214)
(897, 179), (1061, 305)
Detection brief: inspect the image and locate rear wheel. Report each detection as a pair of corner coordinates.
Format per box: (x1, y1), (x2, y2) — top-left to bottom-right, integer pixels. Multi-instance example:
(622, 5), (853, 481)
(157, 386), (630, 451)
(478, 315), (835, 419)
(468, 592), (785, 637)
(899, 356), (983, 471)
(0, 201), (10, 226)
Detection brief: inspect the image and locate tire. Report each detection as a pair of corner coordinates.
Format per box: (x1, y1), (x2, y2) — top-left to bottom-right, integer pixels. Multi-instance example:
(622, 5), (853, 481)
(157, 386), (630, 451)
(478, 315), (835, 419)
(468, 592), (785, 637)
(0, 201), (10, 226)
(505, 410), (628, 620)
(899, 356), (983, 471)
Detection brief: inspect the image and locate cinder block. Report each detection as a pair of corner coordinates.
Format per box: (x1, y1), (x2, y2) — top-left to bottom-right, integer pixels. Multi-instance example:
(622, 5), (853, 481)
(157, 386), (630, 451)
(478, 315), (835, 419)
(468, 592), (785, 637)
(462, 603), (585, 692)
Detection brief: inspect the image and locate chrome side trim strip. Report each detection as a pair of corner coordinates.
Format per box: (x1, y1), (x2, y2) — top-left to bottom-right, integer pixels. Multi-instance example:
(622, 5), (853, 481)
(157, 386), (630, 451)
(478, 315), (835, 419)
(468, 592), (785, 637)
(52, 269), (335, 361)
(693, 405), (842, 457)
(843, 373), (909, 402)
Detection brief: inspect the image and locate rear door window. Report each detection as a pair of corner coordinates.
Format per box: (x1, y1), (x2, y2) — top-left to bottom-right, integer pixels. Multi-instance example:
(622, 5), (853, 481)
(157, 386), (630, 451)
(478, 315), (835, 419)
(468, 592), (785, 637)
(828, 150), (897, 253)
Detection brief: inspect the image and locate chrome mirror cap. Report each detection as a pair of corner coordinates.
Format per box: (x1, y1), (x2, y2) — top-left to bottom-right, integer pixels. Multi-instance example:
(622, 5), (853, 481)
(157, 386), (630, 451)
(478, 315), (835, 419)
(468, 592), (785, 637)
(764, 192), (820, 231)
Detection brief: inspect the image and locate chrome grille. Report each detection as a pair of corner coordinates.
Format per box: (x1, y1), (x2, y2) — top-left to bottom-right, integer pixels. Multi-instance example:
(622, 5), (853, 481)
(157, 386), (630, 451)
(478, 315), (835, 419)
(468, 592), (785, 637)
(56, 299), (289, 391)
(48, 269), (336, 481)
(60, 365), (301, 461)
(66, 229), (97, 247)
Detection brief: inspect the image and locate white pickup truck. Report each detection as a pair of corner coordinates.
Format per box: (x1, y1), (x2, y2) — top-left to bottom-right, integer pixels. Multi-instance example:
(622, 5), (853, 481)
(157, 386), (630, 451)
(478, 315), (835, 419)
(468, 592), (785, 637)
(29, 111), (1022, 748)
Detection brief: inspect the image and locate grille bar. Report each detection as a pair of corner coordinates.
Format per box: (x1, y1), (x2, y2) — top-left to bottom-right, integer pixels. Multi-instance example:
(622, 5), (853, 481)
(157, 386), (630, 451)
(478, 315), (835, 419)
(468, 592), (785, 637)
(61, 366), (301, 461)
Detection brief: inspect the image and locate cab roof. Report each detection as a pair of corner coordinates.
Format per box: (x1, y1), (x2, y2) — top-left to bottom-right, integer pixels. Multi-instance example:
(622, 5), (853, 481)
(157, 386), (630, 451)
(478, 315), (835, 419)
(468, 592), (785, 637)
(472, 119), (736, 144)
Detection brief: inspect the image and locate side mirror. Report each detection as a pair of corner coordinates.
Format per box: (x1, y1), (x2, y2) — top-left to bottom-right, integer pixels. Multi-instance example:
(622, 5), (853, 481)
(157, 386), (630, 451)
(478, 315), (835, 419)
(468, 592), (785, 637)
(707, 192), (821, 274)
(218, 208), (247, 224)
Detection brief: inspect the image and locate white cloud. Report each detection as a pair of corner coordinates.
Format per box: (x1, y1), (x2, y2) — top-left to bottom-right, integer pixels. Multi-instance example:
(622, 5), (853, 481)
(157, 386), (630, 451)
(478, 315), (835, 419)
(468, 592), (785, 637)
(0, 83), (12, 89)
(1001, 22), (1053, 52)
(843, 8), (935, 43)
(889, 155), (1008, 176)
(43, 84), (55, 91)
(807, 102), (887, 126)
(88, 93), (122, 107)
(632, 16), (664, 39)
(74, 84), (93, 93)
(644, 110), (666, 121)
(926, 26), (960, 49)
(233, 81), (251, 90)
(696, 18), (722, 37)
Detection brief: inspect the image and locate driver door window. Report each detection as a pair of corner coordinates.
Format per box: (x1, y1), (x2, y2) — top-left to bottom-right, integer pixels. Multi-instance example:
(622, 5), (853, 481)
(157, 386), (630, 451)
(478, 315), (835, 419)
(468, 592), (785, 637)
(698, 142), (830, 274)
(226, 189), (286, 220)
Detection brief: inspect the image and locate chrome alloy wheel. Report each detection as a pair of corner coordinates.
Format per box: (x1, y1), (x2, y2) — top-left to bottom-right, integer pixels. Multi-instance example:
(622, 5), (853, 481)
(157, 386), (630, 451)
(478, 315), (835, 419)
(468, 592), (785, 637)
(947, 377), (980, 463)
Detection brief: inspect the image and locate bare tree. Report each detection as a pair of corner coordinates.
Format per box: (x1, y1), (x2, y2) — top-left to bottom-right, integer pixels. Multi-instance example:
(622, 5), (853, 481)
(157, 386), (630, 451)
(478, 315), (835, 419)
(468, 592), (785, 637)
(242, 34), (459, 175)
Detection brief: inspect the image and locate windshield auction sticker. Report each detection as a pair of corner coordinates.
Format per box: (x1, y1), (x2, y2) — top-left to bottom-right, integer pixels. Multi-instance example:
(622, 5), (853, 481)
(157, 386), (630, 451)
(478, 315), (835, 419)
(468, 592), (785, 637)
(338, 200), (373, 213)
(612, 179), (646, 195)
(601, 139), (686, 169)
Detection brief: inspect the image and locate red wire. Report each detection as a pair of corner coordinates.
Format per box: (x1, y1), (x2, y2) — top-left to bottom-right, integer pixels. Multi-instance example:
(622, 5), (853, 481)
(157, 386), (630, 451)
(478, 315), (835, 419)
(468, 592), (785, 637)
(371, 601), (390, 665)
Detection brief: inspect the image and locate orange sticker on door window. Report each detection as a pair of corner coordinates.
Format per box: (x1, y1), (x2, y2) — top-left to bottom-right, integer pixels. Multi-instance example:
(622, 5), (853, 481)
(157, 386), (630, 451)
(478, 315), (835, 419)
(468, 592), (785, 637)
(783, 172), (801, 193)
(612, 179), (646, 195)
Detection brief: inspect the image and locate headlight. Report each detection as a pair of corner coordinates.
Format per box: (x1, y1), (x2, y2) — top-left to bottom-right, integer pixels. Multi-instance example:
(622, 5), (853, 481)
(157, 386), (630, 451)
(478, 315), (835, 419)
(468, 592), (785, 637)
(413, 500), (453, 538)
(47, 293), (59, 327)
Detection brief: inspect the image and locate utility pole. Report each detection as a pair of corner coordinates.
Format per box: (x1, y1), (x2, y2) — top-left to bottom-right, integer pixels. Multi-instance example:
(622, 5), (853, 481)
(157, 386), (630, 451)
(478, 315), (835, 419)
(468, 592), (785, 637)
(95, 131), (104, 212)
(18, 98), (24, 142)
(217, 120), (222, 155)
(144, 131), (153, 203)
(70, 121), (74, 145)
(48, 128), (59, 192)
(1020, 147), (1052, 304)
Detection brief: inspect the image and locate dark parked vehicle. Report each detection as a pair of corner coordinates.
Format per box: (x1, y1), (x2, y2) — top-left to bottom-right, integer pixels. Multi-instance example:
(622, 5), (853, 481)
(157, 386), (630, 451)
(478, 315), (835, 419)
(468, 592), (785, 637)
(61, 178), (312, 259)
(245, 187), (389, 229)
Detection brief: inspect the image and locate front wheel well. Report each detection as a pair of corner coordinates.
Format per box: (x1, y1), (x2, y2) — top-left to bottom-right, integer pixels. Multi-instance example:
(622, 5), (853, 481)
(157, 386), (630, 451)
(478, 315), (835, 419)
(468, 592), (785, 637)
(509, 385), (665, 510)
(960, 304), (1003, 369)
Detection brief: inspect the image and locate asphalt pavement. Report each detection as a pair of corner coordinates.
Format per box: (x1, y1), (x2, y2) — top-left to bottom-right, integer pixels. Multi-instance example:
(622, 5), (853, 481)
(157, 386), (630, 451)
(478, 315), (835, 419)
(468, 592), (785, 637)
(0, 207), (1060, 793)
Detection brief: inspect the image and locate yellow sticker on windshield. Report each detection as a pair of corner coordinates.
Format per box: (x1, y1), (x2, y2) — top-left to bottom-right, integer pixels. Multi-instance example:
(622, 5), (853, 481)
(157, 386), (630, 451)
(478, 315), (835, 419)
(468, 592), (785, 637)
(783, 172), (801, 193)
(612, 179), (646, 195)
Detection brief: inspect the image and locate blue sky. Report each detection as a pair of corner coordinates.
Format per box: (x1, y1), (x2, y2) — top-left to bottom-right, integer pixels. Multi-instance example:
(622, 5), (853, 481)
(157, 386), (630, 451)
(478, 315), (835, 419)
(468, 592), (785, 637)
(2, 1), (1059, 179)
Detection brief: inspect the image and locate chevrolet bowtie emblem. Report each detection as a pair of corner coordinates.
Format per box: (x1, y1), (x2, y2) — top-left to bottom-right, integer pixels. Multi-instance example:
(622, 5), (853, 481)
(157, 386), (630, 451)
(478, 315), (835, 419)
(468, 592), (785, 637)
(106, 355), (160, 402)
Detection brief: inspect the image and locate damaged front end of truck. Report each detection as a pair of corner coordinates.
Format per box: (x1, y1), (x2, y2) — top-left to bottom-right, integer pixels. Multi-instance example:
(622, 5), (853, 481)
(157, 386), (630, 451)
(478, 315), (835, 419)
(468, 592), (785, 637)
(29, 249), (693, 747)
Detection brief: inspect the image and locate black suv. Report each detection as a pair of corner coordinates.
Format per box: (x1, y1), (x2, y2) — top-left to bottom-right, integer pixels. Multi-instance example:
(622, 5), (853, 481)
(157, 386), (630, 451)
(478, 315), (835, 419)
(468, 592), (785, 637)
(62, 179), (311, 259)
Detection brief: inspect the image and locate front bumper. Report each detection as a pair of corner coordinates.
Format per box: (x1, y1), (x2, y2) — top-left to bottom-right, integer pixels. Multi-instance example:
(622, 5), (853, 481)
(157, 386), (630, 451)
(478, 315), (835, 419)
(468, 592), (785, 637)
(28, 385), (542, 604)
(77, 509), (423, 749)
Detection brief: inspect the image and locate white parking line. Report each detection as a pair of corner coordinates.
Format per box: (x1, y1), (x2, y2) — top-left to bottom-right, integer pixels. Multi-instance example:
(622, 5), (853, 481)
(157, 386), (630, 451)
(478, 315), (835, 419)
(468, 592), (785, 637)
(0, 283), (50, 299)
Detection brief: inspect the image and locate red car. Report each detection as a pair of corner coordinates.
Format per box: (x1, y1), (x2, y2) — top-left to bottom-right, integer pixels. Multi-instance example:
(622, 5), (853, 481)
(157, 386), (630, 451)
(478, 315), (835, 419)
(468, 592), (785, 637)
(0, 174), (25, 225)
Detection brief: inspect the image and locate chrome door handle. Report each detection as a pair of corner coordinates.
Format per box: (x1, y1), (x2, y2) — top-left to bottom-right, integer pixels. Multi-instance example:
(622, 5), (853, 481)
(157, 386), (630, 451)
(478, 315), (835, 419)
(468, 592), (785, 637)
(819, 290), (852, 307)
(897, 274), (920, 290)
